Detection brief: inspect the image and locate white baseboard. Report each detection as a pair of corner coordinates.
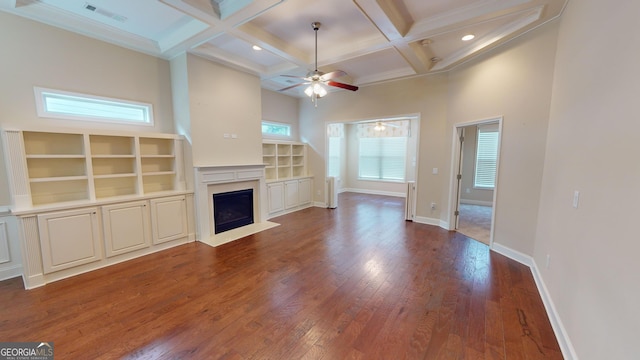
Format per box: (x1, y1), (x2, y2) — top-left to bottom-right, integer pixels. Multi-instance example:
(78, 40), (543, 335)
(460, 199), (493, 206)
(491, 242), (533, 266)
(342, 188), (406, 198)
(0, 264), (22, 282)
(413, 216), (440, 226)
(491, 242), (577, 360)
(313, 202), (327, 208)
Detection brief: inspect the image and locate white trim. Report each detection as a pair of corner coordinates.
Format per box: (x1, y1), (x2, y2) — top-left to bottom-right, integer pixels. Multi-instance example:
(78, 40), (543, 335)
(491, 242), (578, 360)
(341, 188), (405, 198)
(0, 264), (23, 282)
(491, 242), (532, 266)
(413, 216), (440, 226)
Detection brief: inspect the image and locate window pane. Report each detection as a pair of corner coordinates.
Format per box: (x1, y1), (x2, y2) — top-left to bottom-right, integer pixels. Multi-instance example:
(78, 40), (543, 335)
(474, 125), (499, 188)
(262, 122), (291, 136)
(358, 137), (406, 181)
(35, 87), (153, 125)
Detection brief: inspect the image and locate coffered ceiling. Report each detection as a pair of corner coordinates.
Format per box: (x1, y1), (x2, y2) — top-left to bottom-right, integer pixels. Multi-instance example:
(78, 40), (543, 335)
(1, 0), (567, 96)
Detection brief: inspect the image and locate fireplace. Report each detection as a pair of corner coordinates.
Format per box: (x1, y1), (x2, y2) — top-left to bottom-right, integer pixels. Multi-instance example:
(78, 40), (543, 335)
(213, 189), (254, 234)
(194, 164), (270, 247)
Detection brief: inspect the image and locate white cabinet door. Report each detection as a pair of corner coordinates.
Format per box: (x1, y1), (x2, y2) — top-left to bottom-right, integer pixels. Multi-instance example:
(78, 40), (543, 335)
(150, 195), (187, 244)
(298, 178), (312, 205)
(267, 182), (284, 214)
(102, 201), (151, 257)
(38, 208), (102, 274)
(284, 180), (299, 209)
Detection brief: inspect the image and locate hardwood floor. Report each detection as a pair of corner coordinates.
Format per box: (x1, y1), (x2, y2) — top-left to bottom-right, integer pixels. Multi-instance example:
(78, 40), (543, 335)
(0, 193), (562, 359)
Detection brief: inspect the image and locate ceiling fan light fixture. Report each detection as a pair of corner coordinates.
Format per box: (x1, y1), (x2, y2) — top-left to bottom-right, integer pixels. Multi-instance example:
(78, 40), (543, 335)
(305, 82), (327, 97)
(374, 122), (386, 131)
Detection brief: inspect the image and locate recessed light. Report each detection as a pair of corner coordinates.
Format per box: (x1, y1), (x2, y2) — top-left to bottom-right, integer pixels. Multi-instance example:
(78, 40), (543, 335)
(461, 34), (475, 41)
(252, 45), (262, 51)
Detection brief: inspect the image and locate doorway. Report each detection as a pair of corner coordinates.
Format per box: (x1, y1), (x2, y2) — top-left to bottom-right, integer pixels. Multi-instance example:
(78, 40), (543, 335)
(450, 118), (502, 245)
(325, 115), (420, 216)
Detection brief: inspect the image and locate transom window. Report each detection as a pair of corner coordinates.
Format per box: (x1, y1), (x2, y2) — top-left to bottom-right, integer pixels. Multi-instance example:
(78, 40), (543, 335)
(261, 121), (291, 137)
(34, 87), (153, 125)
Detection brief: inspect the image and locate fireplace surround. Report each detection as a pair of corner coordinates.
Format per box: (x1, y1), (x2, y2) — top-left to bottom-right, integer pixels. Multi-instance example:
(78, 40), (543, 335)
(194, 164), (271, 247)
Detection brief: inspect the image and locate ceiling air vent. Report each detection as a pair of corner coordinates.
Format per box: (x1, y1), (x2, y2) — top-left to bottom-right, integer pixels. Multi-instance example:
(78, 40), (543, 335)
(84, 3), (128, 23)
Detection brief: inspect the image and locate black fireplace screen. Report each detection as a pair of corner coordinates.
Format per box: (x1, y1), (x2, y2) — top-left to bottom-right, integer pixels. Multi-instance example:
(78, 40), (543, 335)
(213, 189), (254, 234)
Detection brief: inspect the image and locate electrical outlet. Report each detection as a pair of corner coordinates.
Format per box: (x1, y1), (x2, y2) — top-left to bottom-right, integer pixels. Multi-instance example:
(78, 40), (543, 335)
(430, 202), (436, 210)
(546, 254), (551, 269)
(572, 190), (580, 208)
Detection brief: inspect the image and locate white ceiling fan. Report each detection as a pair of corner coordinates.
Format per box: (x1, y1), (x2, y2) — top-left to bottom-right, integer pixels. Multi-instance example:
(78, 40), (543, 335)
(278, 22), (358, 105)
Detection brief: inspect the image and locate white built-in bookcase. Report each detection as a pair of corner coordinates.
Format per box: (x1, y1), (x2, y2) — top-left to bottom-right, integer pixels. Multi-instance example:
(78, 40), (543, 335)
(3, 128), (185, 211)
(262, 140), (307, 181)
(2, 127), (193, 289)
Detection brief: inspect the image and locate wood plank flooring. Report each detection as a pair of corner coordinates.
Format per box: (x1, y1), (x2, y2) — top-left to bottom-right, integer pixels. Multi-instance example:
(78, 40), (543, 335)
(0, 193), (562, 359)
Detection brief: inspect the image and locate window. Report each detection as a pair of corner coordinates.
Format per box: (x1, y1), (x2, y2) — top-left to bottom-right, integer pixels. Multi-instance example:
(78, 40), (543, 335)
(474, 124), (499, 189)
(358, 137), (407, 181)
(262, 121), (291, 137)
(327, 137), (341, 177)
(34, 87), (153, 125)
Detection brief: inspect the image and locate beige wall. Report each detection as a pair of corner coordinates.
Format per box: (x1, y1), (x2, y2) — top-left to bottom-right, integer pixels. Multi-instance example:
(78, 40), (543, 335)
(534, 1), (640, 358)
(447, 20), (559, 255)
(261, 89), (300, 141)
(0, 12), (175, 207)
(185, 54), (262, 167)
(299, 74), (449, 220)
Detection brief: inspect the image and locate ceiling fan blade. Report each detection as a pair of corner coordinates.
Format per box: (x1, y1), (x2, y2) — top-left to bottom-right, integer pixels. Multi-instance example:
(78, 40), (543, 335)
(327, 81), (359, 91)
(278, 82), (308, 92)
(320, 70), (347, 81)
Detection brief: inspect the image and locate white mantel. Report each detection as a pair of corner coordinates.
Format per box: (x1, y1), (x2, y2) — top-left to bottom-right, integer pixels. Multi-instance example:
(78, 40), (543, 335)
(194, 164), (271, 247)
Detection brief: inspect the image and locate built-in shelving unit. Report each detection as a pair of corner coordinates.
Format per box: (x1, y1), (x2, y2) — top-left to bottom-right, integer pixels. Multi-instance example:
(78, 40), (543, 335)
(140, 137), (176, 194)
(23, 131), (89, 205)
(2, 127), (194, 289)
(262, 140), (307, 181)
(90, 135), (137, 199)
(2, 128), (186, 211)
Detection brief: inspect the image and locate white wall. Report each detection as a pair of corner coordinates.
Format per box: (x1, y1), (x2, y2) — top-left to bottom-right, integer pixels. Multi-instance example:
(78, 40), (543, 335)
(447, 21), (559, 255)
(0, 11), (175, 207)
(185, 54), (262, 167)
(534, 1), (640, 358)
(261, 89), (300, 141)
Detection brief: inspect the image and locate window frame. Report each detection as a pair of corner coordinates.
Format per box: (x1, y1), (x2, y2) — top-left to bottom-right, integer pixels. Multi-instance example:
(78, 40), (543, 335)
(34, 87), (154, 126)
(473, 124), (499, 189)
(261, 120), (292, 138)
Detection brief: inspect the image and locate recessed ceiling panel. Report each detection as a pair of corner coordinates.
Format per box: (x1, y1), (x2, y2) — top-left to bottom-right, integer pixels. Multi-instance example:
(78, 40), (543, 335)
(424, 13), (522, 59)
(333, 48), (415, 85)
(404, 0), (486, 19)
(205, 34), (290, 68)
(39, 0), (203, 42)
(248, 0), (387, 58)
